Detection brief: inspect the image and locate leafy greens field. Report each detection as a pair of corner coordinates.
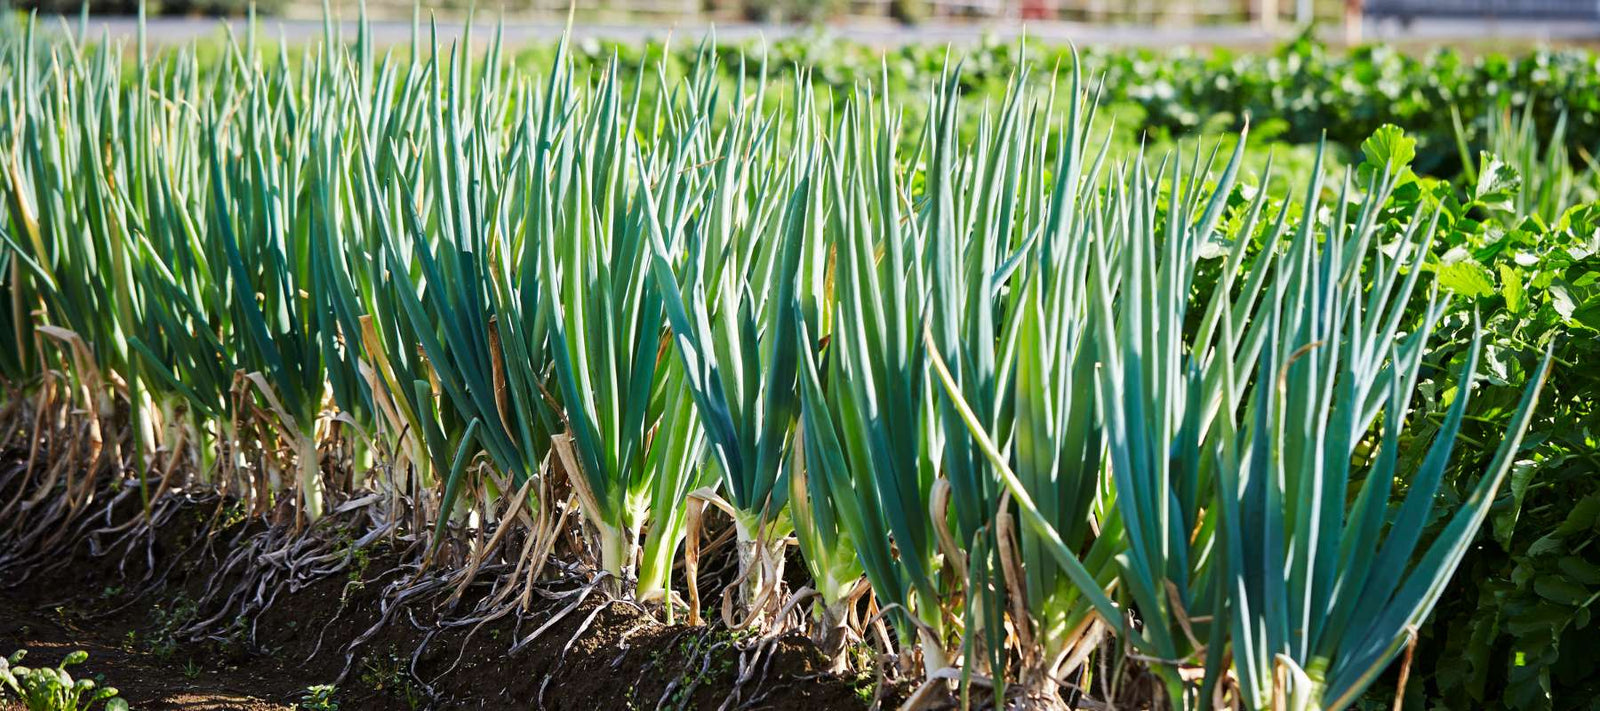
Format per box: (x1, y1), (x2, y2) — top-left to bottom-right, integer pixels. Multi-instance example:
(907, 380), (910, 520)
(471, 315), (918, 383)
(0, 11), (1595, 711)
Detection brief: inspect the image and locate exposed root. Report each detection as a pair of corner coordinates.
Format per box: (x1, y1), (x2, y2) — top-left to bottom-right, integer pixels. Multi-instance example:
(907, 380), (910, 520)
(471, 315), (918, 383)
(0, 387), (874, 711)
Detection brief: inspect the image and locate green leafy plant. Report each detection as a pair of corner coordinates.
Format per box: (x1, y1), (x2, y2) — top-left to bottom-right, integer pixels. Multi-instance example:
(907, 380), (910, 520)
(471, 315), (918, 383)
(0, 650), (128, 711)
(1399, 173), (1600, 710)
(298, 683), (339, 711)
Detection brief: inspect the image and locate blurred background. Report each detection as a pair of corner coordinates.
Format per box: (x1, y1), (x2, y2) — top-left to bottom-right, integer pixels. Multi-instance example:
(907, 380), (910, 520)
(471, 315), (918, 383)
(10, 0), (1600, 47)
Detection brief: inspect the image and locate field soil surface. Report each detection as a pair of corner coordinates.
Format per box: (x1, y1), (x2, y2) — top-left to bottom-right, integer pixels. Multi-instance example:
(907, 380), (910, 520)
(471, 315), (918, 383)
(0, 476), (876, 710)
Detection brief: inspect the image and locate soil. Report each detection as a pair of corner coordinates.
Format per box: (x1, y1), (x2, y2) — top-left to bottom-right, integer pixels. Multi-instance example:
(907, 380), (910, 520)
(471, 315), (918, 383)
(0, 474), (880, 710)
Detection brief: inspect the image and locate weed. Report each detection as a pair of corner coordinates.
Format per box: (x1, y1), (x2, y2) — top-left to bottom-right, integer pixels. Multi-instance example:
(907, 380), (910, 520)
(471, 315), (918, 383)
(298, 684), (338, 711)
(143, 595), (199, 662)
(358, 648), (425, 711)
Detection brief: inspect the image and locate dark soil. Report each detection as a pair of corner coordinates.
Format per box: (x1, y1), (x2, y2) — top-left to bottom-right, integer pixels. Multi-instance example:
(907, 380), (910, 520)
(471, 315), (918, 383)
(0, 476), (877, 710)
(0, 592), (290, 710)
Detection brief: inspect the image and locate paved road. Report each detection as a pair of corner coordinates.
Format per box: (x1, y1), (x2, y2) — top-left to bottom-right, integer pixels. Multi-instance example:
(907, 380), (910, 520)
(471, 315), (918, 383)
(33, 13), (1600, 48)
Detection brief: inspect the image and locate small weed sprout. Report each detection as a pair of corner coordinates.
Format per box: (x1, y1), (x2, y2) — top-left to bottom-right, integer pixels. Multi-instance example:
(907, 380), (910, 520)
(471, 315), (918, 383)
(298, 684), (339, 710)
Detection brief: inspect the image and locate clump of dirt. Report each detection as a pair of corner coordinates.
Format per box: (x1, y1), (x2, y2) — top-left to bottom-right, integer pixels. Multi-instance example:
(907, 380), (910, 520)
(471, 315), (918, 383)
(0, 464), (880, 710)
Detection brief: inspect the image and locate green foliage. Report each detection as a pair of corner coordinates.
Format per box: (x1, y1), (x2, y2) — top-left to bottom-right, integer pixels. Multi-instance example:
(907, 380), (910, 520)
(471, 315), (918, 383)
(1455, 104), (1598, 226)
(1, 13), (1595, 711)
(1397, 194), (1600, 710)
(533, 37), (1600, 182)
(0, 650), (128, 711)
(298, 684), (339, 711)
(1360, 124), (1418, 187)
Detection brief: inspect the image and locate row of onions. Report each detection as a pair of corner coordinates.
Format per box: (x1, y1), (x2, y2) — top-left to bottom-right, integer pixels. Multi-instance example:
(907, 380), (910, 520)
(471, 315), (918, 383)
(0, 9), (1549, 709)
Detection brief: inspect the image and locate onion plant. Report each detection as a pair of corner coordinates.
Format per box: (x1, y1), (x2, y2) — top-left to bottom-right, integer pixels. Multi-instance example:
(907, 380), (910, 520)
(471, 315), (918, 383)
(331, 34), (475, 506)
(971, 59), (1126, 692)
(1084, 145), (1553, 708)
(1, 12), (141, 474)
(795, 78), (944, 669)
(354, 27), (554, 547)
(1205, 173), (1553, 710)
(922, 71), (1264, 703)
(543, 51), (710, 597)
(645, 53), (817, 622)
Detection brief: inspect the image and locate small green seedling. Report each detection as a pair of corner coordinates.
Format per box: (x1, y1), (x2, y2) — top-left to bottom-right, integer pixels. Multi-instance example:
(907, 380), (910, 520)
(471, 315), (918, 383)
(299, 684), (339, 710)
(0, 650), (128, 711)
